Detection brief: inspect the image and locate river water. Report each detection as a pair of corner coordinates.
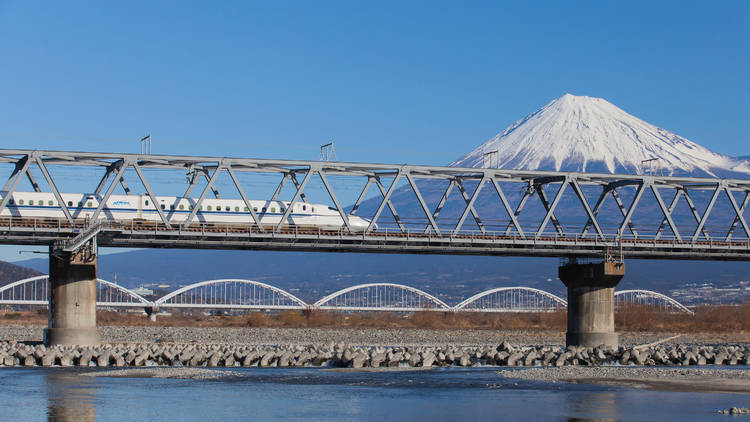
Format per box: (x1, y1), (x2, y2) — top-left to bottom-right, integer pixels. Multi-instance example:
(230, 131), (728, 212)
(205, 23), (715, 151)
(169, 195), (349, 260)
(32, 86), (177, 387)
(0, 367), (747, 421)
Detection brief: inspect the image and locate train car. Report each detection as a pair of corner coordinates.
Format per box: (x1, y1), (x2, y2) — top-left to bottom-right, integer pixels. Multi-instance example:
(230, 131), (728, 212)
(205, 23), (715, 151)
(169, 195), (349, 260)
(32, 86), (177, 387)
(0, 191), (372, 231)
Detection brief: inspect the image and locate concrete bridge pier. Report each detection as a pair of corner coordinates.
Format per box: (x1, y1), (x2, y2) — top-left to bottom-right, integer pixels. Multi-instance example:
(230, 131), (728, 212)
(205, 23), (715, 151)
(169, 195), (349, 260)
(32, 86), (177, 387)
(558, 260), (625, 349)
(44, 244), (100, 346)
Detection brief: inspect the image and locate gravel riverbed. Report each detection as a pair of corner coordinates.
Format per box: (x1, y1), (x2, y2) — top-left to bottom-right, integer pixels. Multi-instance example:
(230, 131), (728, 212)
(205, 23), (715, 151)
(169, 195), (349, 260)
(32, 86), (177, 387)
(2, 325), (749, 347)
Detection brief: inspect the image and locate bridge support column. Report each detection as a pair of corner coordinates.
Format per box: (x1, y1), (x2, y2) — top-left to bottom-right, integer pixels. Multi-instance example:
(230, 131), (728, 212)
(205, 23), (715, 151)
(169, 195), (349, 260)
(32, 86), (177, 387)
(559, 260), (624, 349)
(44, 245), (100, 346)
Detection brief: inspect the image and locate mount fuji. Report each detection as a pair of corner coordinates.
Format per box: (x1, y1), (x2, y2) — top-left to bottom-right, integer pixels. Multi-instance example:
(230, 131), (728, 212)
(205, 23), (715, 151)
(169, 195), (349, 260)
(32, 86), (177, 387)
(451, 94), (749, 178)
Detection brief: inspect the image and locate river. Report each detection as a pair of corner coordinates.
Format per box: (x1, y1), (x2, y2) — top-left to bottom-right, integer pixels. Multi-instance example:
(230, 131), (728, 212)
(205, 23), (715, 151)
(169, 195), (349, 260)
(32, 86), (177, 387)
(0, 367), (746, 421)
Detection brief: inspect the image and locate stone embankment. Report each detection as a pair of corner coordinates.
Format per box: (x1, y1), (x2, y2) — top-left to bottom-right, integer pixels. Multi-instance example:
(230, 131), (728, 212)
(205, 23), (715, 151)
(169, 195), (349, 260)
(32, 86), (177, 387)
(2, 340), (750, 369)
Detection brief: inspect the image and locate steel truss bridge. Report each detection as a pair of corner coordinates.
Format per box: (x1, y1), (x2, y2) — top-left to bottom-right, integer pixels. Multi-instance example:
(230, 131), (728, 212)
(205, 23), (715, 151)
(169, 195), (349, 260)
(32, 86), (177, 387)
(0, 276), (693, 314)
(0, 149), (749, 260)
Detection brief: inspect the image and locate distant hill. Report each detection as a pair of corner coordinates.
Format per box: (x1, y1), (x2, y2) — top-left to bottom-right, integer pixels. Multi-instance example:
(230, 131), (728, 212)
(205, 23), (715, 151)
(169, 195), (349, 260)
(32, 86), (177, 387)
(0, 260), (44, 287)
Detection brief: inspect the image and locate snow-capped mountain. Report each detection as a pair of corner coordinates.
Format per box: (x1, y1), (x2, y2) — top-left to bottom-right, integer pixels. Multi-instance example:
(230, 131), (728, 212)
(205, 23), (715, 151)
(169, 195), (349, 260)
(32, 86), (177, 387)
(451, 94), (749, 178)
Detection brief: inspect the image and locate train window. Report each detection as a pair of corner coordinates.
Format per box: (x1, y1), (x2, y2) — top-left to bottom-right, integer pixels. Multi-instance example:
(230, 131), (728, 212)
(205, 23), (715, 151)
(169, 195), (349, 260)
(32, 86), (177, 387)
(48, 201), (53, 206)
(280, 207), (285, 213)
(253, 207), (258, 212)
(262, 207), (267, 213)
(19, 200), (24, 205)
(179, 205), (184, 210)
(226, 206), (230, 211)
(271, 208), (276, 213)
(235, 206), (239, 212)
(38, 200), (43, 206)
(161, 204), (166, 210)
(67, 201), (73, 207)
(78, 202), (82, 207)
(302, 205), (306, 211)
(207, 206), (212, 211)
(145, 200), (149, 206)
(9, 199), (14, 205)
(312, 207), (315, 213)
(189, 205), (194, 210)
(244, 207), (248, 212)
(87, 201), (93, 207)
(170, 205), (175, 210)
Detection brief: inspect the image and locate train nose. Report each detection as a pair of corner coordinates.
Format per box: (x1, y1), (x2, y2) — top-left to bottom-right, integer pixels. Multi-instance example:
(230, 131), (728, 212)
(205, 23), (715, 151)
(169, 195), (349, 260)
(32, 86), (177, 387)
(349, 216), (371, 232)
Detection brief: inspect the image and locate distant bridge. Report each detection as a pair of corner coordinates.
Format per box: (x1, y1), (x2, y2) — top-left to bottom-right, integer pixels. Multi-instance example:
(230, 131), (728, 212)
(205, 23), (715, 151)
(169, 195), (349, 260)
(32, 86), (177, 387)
(0, 276), (693, 314)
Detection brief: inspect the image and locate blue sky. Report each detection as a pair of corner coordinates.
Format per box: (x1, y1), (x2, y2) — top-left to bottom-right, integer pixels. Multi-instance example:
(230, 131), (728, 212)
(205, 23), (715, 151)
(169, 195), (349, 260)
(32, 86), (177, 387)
(0, 1), (749, 261)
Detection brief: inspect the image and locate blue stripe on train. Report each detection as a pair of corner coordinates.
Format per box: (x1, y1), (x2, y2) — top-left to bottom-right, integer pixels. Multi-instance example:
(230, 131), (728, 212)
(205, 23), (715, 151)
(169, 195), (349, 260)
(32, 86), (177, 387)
(4, 205), (315, 217)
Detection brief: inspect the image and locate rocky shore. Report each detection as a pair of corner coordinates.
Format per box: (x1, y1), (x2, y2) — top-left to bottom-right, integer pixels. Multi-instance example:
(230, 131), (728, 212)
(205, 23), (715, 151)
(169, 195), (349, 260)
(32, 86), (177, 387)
(2, 339), (750, 370)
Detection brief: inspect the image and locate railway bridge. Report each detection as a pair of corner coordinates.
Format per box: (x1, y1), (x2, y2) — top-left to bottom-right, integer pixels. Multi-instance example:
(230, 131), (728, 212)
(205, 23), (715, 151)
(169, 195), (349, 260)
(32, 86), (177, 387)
(1, 149), (749, 347)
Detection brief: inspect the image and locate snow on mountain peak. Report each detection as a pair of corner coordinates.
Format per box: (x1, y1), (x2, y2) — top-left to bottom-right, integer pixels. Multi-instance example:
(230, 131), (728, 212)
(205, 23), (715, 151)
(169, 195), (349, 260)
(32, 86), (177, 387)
(451, 94), (747, 177)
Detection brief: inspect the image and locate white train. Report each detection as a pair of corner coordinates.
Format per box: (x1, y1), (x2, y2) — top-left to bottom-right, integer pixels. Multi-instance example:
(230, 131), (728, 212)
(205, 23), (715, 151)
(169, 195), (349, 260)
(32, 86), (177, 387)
(0, 191), (372, 231)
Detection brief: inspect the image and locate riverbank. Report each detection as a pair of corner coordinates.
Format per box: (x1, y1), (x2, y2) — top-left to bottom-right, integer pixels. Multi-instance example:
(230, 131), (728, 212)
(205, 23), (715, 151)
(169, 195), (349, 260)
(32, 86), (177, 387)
(2, 325), (749, 347)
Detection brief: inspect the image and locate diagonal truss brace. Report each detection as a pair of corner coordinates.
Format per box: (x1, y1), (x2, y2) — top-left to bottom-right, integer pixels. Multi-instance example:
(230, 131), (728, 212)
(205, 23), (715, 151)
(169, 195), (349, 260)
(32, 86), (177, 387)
(691, 183), (722, 243)
(424, 180), (455, 234)
(490, 178), (525, 238)
(505, 183), (533, 236)
(35, 156), (75, 226)
(90, 159), (130, 222)
(569, 178), (605, 240)
(725, 189), (750, 241)
(227, 166), (264, 232)
(0, 154), (33, 215)
(453, 177), (486, 234)
(349, 177), (373, 216)
(366, 171), (402, 234)
(650, 185), (682, 242)
(405, 172), (441, 236)
(682, 188), (713, 241)
(535, 178), (567, 238)
(318, 171), (351, 232)
(535, 180), (566, 237)
(372, 176), (406, 232)
(133, 163), (172, 229)
(275, 169), (313, 232)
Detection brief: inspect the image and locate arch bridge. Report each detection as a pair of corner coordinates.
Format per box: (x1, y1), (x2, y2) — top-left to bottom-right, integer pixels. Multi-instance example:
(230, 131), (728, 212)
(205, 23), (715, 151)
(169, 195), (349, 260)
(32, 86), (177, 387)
(0, 276), (692, 315)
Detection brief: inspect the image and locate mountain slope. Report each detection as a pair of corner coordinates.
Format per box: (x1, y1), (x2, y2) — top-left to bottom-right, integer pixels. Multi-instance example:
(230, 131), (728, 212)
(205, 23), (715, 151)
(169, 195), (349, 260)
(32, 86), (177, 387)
(0, 260), (44, 287)
(451, 94), (747, 177)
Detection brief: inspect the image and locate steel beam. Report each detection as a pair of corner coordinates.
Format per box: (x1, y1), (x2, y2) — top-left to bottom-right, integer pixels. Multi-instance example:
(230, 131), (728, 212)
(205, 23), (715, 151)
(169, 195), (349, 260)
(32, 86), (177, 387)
(227, 166), (264, 232)
(276, 168), (313, 232)
(366, 172), (402, 233)
(691, 184), (721, 243)
(405, 172), (441, 236)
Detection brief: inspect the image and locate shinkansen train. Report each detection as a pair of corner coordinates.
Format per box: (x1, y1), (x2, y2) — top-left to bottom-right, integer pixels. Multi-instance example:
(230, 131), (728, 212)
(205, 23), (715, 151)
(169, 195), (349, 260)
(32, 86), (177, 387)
(0, 191), (372, 231)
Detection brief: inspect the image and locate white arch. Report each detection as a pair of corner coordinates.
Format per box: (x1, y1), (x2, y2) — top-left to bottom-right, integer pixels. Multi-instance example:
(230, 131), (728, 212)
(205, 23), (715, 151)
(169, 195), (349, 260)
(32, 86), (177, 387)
(313, 283), (451, 310)
(155, 279), (308, 308)
(96, 278), (152, 306)
(455, 286), (568, 310)
(0, 275), (49, 305)
(0, 276), (152, 307)
(615, 289), (694, 314)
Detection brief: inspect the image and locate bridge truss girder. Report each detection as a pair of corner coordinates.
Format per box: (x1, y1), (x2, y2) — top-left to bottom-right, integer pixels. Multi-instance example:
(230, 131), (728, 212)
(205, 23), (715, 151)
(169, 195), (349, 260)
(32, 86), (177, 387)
(1, 149), (750, 260)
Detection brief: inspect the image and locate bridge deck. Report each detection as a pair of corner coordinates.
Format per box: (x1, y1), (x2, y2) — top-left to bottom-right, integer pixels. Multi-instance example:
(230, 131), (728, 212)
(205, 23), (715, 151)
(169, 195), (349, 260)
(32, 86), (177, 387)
(2, 217), (749, 260)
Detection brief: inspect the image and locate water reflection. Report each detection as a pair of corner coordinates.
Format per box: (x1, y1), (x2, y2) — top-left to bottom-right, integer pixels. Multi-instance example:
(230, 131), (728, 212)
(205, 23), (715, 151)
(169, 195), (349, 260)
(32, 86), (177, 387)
(566, 391), (617, 422)
(46, 372), (97, 422)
